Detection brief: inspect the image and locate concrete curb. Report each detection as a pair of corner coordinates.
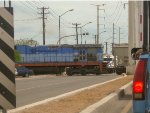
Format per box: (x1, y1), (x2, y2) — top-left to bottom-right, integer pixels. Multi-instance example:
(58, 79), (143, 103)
(80, 81), (132, 113)
(8, 76), (125, 113)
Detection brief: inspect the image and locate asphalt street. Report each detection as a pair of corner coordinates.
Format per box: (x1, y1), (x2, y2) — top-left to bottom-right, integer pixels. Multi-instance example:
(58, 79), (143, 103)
(16, 74), (120, 107)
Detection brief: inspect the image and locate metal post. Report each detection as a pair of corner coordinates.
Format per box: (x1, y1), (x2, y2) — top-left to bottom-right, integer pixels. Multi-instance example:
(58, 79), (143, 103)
(97, 6), (99, 44)
(143, 1), (148, 52)
(58, 9), (73, 45)
(113, 23), (115, 47)
(147, 1), (150, 51)
(80, 27), (83, 44)
(72, 23), (80, 45)
(119, 27), (120, 44)
(4, 0), (5, 7)
(95, 35), (97, 44)
(9, 0), (11, 7)
(38, 7), (49, 45)
(59, 16), (61, 45)
(42, 7), (45, 45)
(76, 24), (78, 44)
(105, 42), (108, 53)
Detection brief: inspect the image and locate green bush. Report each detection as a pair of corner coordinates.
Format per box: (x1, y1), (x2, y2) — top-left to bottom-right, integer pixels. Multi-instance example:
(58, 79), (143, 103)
(15, 50), (21, 62)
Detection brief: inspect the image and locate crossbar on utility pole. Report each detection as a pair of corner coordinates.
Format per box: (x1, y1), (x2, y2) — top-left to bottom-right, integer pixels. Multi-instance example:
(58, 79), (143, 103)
(38, 7), (49, 45)
(91, 4), (105, 44)
(72, 23), (81, 44)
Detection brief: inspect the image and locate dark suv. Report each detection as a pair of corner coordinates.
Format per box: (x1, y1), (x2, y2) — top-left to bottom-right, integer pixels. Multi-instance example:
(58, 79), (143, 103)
(16, 67), (34, 77)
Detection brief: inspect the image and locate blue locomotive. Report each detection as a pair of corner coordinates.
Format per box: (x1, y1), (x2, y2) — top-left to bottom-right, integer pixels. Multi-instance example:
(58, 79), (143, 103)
(15, 44), (104, 75)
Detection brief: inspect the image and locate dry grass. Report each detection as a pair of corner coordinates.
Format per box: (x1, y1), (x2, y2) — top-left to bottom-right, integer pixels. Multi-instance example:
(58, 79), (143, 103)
(20, 76), (133, 113)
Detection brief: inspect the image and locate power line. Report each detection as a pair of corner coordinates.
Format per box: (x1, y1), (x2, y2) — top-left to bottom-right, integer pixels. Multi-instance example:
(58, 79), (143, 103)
(13, 2), (37, 17)
(15, 17), (40, 21)
(37, 0), (73, 29)
(115, 6), (126, 24)
(21, 1), (37, 13)
(111, 3), (123, 23)
(104, 2), (120, 22)
(105, 2), (120, 18)
(39, 0), (59, 16)
(25, 1), (38, 11)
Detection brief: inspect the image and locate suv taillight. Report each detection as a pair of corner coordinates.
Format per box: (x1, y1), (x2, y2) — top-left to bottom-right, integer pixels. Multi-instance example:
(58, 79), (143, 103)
(133, 59), (147, 100)
(134, 81), (143, 93)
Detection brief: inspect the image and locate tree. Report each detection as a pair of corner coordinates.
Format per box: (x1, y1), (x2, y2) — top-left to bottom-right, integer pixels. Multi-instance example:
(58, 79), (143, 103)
(15, 50), (21, 62)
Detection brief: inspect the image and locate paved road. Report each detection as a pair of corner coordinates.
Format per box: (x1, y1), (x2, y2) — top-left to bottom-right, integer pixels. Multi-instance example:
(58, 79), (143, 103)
(16, 74), (120, 107)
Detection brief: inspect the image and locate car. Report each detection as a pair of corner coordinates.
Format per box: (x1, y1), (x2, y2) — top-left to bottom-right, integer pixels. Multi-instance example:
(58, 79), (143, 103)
(16, 66), (34, 77)
(115, 65), (126, 75)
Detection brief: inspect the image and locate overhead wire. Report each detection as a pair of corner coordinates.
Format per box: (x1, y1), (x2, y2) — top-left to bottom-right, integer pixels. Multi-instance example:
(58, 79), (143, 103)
(20, 1), (37, 13)
(15, 17), (40, 21)
(39, 0), (74, 28)
(105, 1), (120, 18)
(112, 3), (123, 23)
(115, 6), (127, 24)
(12, 2), (36, 17)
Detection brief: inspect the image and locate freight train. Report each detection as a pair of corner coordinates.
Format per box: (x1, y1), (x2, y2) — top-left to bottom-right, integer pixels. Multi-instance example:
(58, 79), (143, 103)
(15, 44), (107, 75)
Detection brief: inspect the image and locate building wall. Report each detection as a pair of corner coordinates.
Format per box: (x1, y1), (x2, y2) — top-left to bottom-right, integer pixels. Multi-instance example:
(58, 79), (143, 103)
(113, 44), (128, 66)
(128, 1), (143, 65)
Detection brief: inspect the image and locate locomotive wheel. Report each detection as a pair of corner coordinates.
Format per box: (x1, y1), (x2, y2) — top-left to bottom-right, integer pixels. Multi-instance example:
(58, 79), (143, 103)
(66, 68), (73, 76)
(81, 70), (86, 76)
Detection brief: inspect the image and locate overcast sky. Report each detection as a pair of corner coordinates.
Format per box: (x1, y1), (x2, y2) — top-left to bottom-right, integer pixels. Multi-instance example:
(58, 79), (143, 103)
(0, 0), (128, 53)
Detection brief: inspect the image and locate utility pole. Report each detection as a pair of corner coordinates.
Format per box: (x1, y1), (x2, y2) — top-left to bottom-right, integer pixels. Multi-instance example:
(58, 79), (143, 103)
(105, 42), (108, 54)
(9, 0), (11, 7)
(80, 27), (83, 44)
(91, 4), (105, 44)
(72, 23), (81, 44)
(97, 6), (99, 44)
(119, 27), (120, 44)
(4, 0), (5, 7)
(38, 7), (49, 45)
(95, 35), (97, 44)
(112, 23), (117, 72)
(113, 23), (115, 47)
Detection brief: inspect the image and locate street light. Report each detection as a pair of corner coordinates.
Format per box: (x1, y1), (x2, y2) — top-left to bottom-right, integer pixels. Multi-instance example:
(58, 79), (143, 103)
(80, 22), (92, 44)
(59, 9), (74, 45)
